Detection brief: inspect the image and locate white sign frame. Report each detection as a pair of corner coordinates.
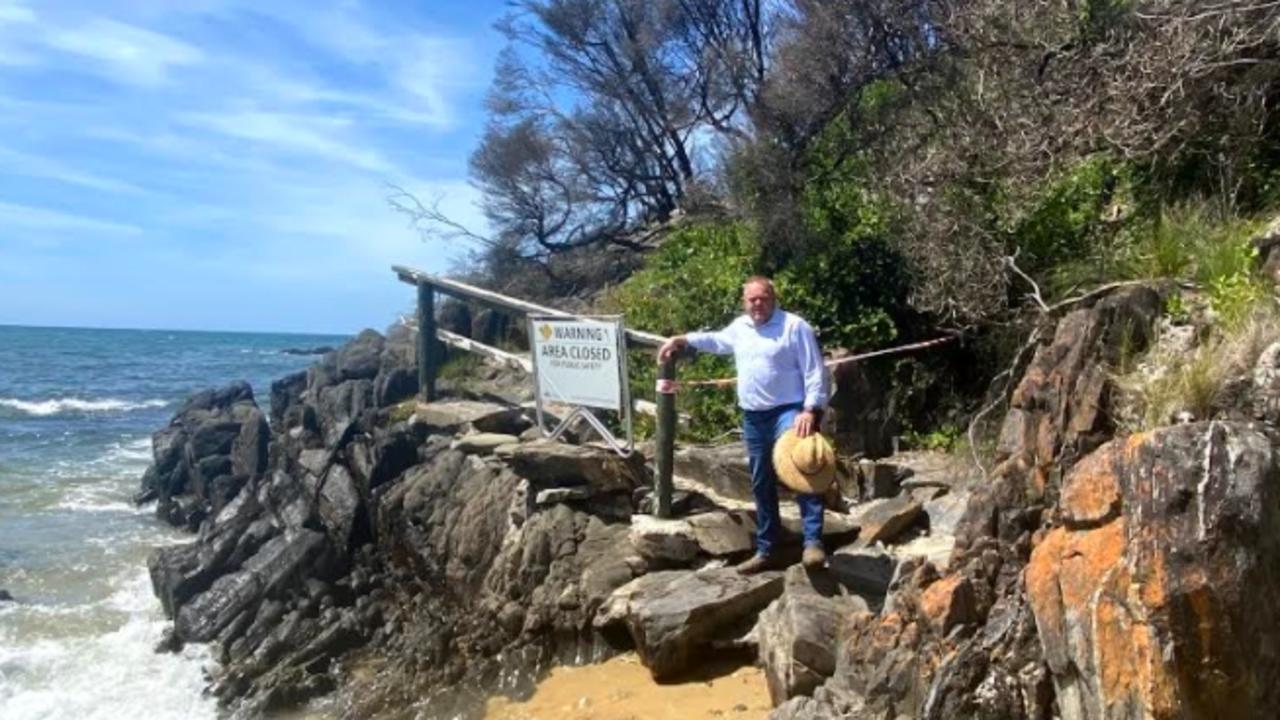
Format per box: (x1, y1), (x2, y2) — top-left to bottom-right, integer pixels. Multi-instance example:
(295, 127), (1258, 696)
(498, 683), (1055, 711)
(528, 315), (633, 456)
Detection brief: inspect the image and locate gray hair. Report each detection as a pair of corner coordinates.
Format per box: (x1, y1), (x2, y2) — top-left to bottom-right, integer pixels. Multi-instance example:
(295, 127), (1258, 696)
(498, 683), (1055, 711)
(742, 275), (776, 296)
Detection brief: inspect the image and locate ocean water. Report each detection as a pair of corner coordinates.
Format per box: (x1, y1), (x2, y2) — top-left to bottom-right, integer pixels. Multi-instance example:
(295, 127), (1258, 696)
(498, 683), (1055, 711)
(0, 325), (349, 719)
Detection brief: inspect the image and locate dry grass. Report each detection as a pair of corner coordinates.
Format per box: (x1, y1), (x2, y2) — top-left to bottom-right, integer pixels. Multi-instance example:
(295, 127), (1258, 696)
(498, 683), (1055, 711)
(1114, 300), (1280, 431)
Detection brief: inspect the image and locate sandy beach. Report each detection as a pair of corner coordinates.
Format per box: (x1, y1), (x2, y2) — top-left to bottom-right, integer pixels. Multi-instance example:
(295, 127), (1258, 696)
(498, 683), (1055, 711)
(485, 653), (772, 720)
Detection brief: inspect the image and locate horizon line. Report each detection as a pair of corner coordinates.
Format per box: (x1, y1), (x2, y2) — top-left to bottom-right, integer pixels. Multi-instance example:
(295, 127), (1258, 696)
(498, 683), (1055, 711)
(0, 322), (356, 337)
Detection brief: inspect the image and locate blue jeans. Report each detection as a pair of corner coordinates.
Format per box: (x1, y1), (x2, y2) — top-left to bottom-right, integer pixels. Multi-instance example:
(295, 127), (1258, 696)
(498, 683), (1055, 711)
(742, 403), (825, 557)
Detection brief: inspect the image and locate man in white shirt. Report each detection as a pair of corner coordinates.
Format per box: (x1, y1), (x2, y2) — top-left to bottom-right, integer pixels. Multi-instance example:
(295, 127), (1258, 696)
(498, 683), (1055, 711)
(659, 276), (829, 573)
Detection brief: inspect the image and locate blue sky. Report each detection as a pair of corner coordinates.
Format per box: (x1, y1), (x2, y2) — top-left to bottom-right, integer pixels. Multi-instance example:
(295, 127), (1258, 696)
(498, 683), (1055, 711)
(0, 0), (507, 334)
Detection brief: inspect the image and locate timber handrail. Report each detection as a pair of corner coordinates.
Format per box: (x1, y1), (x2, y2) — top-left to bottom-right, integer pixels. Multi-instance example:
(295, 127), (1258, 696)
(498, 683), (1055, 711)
(393, 265), (667, 347)
(394, 264), (677, 516)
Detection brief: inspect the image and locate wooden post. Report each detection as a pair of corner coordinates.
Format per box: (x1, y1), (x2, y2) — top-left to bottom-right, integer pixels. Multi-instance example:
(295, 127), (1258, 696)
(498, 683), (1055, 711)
(417, 282), (437, 402)
(654, 356), (677, 518)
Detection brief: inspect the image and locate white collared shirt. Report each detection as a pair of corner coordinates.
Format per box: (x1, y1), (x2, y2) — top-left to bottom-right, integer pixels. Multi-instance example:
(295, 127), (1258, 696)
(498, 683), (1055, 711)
(687, 309), (828, 411)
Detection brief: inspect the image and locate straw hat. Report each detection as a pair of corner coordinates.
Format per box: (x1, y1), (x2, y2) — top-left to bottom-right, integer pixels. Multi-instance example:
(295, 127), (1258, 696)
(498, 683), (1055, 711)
(772, 429), (837, 494)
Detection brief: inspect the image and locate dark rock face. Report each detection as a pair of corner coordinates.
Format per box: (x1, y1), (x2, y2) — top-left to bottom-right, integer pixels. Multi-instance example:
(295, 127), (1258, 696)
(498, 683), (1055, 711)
(136, 380), (269, 527)
(966, 285), (1161, 549)
(595, 568), (785, 680)
(141, 324), (660, 716)
(827, 357), (896, 457)
(1026, 422), (1280, 720)
(768, 286), (1166, 720)
(758, 566), (872, 704)
(137, 283), (1280, 720)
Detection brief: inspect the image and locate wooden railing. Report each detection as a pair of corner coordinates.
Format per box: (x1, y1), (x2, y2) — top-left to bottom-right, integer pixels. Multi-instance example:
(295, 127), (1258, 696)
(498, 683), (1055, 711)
(393, 265), (679, 518)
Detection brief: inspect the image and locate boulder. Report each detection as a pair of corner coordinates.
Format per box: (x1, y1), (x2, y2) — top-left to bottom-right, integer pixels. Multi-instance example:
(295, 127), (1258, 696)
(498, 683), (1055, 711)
(1026, 422), (1280, 720)
(453, 433), (520, 455)
(687, 510), (756, 557)
(139, 381), (272, 525)
(269, 371), (307, 428)
(673, 443), (754, 503)
(332, 329), (384, 382)
(1252, 340), (1280, 424)
(413, 400), (529, 435)
(595, 568), (785, 680)
(175, 529), (329, 642)
(917, 575), (977, 636)
(758, 565), (872, 704)
(0, 589), (12, 602)
(828, 546), (896, 603)
(629, 515), (699, 566)
(315, 379), (374, 447)
(923, 490), (969, 537)
(496, 440), (646, 493)
(780, 509), (861, 548)
(231, 407), (269, 478)
(534, 486), (592, 505)
(851, 495), (924, 546)
(317, 464), (363, 551)
(987, 286), (1160, 510)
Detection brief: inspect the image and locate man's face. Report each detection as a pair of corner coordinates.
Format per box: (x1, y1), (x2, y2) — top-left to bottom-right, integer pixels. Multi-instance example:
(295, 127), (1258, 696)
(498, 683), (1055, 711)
(742, 282), (776, 325)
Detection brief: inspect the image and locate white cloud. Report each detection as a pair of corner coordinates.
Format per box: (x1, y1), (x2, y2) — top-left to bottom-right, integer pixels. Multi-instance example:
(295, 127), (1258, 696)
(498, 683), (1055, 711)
(44, 18), (203, 86)
(179, 111), (396, 173)
(0, 0), (34, 25)
(0, 0), (35, 64)
(0, 200), (142, 235)
(0, 146), (152, 195)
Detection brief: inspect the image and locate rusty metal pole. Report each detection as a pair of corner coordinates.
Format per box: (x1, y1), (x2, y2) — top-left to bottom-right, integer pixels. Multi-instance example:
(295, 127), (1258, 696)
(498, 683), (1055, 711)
(654, 355), (677, 518)
(417, 282), (437, 402)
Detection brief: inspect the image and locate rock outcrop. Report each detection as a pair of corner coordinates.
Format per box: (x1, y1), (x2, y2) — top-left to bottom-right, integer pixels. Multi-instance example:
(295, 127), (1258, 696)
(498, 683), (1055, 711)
(1026, 422), (1280, 720)
(135, 380), (269, 530)
(136, 281), (1280, 720)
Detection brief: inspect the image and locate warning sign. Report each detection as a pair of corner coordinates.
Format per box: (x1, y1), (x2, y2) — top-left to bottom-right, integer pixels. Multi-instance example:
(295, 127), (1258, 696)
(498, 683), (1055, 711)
(529, 317), (624, 411)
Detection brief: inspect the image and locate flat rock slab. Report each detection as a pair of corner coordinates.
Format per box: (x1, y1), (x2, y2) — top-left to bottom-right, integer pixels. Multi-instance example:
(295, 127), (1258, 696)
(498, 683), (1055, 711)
(687, 510), (756, 557)
(497, 440), (646, 493)
(453, 432), (520, 455)
(595, 567), (784, 680)
(413, 400), (528, 435)
(891, 534), (956, 571)
(630, 515), (699, 565)
(923, 490), (969, 537)
(673, 444), (755, 503)
(828, 546), (896, 603)
(780, 510), (860, 547)
(759, 565), (872, 704)
(534, 485), (592, 505)
(851, 495), (923, 546)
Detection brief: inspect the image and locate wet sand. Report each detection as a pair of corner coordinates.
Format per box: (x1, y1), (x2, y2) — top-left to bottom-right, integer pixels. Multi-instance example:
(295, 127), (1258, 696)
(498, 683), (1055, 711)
(485, 653), (772, 720)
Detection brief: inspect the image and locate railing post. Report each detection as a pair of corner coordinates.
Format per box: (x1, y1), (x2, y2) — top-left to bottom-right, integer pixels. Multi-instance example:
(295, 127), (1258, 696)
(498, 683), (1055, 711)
(654, 356), (677, 518)
(417, 282), (437, 402)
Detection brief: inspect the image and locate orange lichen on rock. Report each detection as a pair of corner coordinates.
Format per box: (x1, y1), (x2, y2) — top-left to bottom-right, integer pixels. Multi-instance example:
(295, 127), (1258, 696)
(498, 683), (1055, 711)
(1059, 445), (1122, 526)
(918, 575), (976, 636)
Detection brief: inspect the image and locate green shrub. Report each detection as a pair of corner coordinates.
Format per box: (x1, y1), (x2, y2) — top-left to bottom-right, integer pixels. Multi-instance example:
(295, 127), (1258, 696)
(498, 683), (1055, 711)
(1115, 304), (1280, 430)
(999, 155), (1144, 295)
(1113, 204), (1266, 327)
(438, 351), (485, 381)
(607, 221), (759, 442)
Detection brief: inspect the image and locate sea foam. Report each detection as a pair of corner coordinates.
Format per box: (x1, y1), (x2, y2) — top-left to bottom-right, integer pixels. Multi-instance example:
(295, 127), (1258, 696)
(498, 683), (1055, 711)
(0, 398), (169, 417)
(0, 569), (217, 720)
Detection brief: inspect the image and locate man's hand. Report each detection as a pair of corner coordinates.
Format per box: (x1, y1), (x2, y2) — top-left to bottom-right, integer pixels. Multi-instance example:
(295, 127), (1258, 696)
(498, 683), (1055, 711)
(658, 336), (688, 363)
(793, 410), (819, 438)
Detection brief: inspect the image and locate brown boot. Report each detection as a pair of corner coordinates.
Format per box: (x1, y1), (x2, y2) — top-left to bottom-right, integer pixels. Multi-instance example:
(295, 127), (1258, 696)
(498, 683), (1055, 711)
(802, 545), (827, 570)
(735, 554), (778, 575)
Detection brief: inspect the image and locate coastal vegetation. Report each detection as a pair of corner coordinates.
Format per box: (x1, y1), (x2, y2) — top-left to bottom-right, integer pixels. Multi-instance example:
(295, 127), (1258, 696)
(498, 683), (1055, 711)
(396, 1), (1280, 441)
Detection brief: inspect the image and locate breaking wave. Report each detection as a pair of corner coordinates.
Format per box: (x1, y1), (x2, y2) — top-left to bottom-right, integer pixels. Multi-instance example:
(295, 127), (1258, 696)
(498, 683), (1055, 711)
(0, 398), (169, 417)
